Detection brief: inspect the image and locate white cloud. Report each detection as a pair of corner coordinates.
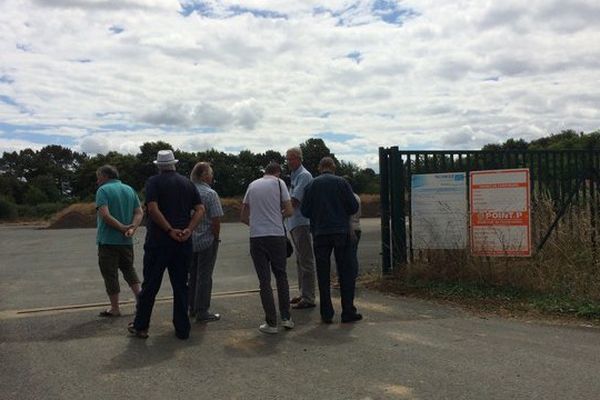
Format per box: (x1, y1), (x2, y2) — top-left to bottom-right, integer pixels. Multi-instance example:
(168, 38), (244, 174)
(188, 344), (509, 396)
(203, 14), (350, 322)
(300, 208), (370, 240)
(1, 0), (600, 165)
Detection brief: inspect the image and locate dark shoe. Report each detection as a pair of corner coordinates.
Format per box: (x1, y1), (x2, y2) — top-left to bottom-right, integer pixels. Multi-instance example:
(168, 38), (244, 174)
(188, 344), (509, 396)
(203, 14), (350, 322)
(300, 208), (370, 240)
(321, 317), (333, 324)
(99, 309), (121, 317)
(127, 322), (149, 339)
(341, 313), (363, 323)
(292, 300), (316, 309)
(175, 331), (190, 340)
(290, 296), (302, 304)
(195, 313), (221, 323)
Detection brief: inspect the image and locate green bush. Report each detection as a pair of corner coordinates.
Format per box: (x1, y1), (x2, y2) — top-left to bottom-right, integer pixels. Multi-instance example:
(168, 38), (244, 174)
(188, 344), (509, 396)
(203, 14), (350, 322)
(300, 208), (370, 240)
(0, 196), (18, 220)
(17, 202), (67, 219)
(23, 186), (49, 205)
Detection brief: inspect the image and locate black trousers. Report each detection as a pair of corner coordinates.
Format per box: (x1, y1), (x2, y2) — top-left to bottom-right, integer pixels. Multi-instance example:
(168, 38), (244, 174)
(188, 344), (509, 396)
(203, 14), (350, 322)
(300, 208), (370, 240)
(134, 241), (192, 337)
(249, 236), (291, 326)
(313, 233), (358, 321)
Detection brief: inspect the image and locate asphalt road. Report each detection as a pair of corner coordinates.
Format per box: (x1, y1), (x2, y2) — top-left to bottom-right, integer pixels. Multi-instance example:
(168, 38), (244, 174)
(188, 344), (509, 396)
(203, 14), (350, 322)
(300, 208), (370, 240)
(1, 220), (600, 400)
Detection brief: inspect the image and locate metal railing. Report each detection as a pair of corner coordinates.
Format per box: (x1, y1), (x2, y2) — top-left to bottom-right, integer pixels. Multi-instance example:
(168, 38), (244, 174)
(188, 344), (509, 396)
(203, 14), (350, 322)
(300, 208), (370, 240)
(379, 147), (600, 273)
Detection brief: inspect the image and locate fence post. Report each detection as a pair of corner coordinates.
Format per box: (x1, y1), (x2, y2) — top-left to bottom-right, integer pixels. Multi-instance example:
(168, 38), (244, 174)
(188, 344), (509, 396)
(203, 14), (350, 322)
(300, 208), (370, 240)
(379, 147), (392, 275)
(390, 147), (407, 267)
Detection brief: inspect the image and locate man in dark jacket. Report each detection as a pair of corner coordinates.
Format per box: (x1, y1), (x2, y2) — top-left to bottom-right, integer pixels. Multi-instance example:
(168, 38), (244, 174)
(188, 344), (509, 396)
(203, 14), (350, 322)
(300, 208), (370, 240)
(300, 157), (361, 324)
(129, 150), (205, 340)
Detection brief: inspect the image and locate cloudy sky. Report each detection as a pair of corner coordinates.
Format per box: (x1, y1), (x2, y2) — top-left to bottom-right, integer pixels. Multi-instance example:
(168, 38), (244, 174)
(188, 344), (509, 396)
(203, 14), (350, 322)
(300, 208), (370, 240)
(1, 0), (600, 169)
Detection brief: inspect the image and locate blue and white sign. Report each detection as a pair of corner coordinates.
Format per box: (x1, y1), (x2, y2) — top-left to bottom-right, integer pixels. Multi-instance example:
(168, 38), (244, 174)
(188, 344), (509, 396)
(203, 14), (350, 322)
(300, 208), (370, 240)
(411, 172), (467, 249)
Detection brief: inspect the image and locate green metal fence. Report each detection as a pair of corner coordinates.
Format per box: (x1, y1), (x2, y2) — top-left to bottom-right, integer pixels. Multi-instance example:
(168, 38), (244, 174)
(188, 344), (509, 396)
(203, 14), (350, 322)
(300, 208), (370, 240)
(379, 147), (600, 273)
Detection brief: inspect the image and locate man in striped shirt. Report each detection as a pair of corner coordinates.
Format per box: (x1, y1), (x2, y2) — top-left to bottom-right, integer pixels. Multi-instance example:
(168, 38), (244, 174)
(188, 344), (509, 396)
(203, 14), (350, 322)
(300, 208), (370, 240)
(189, 162), (224, 323)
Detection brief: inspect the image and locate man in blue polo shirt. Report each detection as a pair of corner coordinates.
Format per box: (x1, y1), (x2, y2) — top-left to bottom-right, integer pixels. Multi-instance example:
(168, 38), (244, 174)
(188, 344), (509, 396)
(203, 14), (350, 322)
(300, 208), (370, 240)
(95, 165), (144, 318)
(285, 146), (316, 309)
(129, 150), (205, 340)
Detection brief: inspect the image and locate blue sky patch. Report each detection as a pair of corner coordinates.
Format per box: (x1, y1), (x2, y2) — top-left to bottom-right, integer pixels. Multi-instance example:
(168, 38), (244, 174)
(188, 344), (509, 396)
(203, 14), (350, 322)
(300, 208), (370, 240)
(317, 132), (358, 142)
(372, 0), (419, 25)
(180, 1), (212, 17)
(0, 75), (14, 84)
(0, 123), (75, 146)
(109, 25), (124, 34)
(0, 95), (18, 107)
(180, 1), (286, 19)
(347, 51), (363, 64)
(228, 5), (287, 19)
(16, 43), (32, 52)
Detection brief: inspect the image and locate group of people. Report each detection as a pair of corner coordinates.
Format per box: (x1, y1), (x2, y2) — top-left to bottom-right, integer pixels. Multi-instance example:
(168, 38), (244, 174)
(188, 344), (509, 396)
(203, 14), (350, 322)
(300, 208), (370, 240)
(94, 147), (362, 339)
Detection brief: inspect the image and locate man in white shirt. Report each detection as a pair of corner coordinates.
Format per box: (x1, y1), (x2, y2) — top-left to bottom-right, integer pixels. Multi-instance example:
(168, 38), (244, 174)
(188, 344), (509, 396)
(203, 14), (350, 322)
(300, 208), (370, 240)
(241, 162), (294, 334)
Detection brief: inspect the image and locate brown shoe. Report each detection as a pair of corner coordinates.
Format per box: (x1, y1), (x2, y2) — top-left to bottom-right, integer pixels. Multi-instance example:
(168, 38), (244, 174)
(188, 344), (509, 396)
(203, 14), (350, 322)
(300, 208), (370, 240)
(292, 300), (316, 309)
(290, 296), (302, 304)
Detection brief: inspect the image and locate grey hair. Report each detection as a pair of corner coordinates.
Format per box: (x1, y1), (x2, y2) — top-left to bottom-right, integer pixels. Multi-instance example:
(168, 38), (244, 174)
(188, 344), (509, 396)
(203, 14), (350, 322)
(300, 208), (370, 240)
(318, 156), (336, 172)
(264, 161), (282, 175)
(96, 165), (119, 180)
(286, 147), (303, 160)
(158, 163), (176, 171)
(190, 162), (213, 183)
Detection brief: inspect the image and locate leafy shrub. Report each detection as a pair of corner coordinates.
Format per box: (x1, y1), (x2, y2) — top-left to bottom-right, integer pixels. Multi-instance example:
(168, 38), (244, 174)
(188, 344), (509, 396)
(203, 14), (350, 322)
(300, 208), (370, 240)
(0, 196), (18, 220)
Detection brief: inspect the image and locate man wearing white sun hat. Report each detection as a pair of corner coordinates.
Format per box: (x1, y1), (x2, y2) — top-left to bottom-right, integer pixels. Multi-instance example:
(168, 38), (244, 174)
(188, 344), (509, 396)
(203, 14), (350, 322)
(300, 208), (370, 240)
(129, 150), (205, 340)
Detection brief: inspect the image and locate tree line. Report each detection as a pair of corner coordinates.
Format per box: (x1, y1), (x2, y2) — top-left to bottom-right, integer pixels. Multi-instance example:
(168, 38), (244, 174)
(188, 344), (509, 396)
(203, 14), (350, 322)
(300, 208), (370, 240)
(0, 138), (378, 219)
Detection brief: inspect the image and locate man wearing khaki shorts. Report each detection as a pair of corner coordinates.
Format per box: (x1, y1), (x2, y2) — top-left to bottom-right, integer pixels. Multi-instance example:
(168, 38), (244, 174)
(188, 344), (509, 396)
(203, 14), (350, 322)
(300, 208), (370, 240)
(95, 165), (144, 317)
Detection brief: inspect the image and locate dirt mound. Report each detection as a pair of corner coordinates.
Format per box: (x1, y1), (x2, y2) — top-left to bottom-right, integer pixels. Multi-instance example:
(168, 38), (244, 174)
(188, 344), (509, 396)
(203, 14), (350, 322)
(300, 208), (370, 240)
(44, 194), (380, 229)
(47, 211), (96, 229)
(360, 194), (380, 218)
(46, 203), (96, 229)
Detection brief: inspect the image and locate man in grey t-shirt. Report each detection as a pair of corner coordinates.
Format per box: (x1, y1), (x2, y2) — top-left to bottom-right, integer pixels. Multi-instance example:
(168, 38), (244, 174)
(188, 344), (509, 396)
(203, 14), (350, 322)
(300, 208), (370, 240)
(241, 162), (294, 334)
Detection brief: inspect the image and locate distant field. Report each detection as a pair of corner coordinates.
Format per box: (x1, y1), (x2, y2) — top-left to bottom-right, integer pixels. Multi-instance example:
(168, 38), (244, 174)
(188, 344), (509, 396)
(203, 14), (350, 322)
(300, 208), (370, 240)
(46, 194), (380, 229)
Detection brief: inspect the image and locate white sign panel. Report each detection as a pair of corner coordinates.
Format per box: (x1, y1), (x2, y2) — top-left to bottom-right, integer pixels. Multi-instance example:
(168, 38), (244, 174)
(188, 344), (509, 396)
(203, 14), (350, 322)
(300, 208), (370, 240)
(470, 168), (532, 257)
(411, 173), (467, 249)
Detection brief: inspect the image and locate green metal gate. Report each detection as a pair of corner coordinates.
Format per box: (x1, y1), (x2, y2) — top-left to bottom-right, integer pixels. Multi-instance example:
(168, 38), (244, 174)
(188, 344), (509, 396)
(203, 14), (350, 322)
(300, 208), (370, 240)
(379, 147), (600, 273)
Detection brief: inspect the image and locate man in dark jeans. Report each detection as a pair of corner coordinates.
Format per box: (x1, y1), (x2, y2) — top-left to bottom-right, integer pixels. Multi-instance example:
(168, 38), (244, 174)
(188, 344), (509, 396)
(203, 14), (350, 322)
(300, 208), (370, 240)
(301, 157), (361, 324)
(241, 162), (294, 334)
(129, 150), (205, 340)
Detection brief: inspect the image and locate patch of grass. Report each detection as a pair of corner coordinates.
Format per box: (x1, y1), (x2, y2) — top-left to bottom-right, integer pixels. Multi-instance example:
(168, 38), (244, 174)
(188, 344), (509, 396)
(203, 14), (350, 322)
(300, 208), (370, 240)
(362, 273), (600, 323)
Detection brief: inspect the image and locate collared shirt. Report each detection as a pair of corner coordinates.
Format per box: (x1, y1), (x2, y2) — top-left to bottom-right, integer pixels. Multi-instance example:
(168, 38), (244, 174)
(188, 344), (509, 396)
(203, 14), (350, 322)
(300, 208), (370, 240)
(144, 171), (202, 247)
(95, 179), (141, 245)
(285, 165), (312, 231)
(243, 175), (291, 238)
(192, 181), (224, 252)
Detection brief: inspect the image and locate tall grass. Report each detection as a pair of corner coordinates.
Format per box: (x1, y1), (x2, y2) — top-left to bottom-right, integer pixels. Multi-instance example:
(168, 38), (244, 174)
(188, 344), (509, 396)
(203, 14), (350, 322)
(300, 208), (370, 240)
(403, 195), (600, 303)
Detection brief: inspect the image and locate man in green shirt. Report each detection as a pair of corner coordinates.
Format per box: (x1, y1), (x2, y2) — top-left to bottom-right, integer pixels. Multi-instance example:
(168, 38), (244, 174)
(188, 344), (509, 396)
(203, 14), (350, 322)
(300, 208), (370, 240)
(95, 165), (144, 317)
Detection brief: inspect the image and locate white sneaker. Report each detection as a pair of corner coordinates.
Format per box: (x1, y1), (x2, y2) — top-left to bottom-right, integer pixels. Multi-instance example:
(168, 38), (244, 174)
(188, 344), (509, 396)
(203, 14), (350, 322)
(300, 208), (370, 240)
(258, 323), (278, 334)
(281, 318), (295, 330)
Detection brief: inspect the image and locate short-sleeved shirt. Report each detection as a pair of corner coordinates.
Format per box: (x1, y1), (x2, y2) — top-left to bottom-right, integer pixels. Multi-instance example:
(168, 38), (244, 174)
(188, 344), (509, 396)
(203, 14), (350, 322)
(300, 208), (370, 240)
(144, 171), (202, 247)
(285, 165), (312, 231)
(243, 175), (291, 238)
(192, 182), (224, 252)
(95, 179), (141, 245)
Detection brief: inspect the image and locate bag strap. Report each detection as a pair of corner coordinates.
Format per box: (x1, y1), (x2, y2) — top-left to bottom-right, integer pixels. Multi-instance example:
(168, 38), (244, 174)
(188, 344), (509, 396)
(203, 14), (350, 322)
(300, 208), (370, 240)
(277, 179), (288, 236)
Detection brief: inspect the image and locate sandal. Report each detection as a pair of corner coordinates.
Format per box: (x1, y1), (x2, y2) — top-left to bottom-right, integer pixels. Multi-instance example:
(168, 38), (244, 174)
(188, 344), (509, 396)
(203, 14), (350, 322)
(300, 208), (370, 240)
(99, 309), (121, 317)
(292, 300), (316, 309)
(127, 322), (149, 339)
